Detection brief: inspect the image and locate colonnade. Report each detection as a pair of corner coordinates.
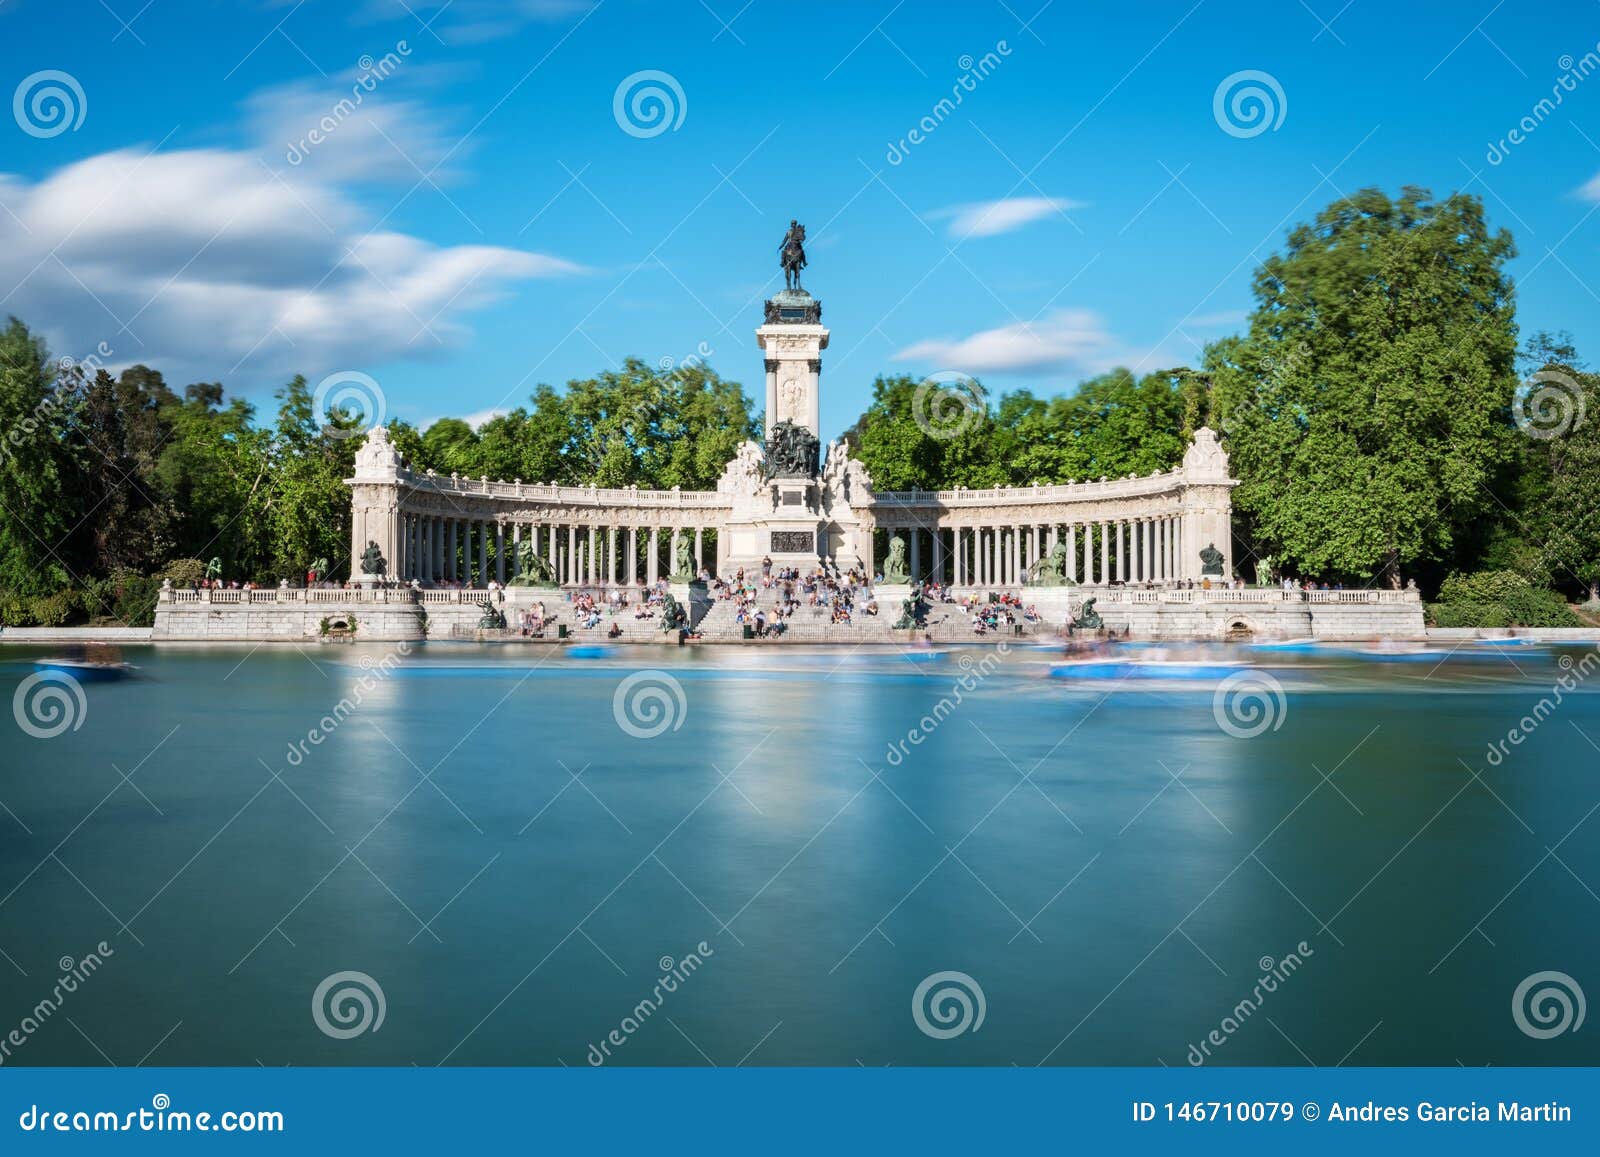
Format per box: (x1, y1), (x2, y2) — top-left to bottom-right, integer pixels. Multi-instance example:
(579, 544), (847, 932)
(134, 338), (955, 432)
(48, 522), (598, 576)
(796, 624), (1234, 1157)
(883, 515), (1186, 587)
(391, 515), (713, 587)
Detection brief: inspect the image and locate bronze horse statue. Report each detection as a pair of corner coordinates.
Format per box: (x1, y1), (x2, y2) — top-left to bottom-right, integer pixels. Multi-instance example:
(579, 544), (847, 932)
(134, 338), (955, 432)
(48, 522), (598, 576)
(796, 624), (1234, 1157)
(778, 220), (807, 291)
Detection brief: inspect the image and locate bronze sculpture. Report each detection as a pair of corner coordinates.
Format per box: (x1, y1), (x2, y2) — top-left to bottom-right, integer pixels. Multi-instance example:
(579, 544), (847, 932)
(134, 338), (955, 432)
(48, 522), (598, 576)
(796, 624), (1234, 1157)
(764, 419), (819, 479)
(881, 536), (910, 585)
(1026, 541), (1071, 586)
(779, 220), (807, 291)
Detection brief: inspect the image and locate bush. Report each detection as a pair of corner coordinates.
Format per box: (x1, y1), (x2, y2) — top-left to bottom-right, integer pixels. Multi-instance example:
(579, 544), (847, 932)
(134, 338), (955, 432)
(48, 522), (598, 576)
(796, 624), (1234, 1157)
(1501, 586), (1582, 628)
(1428, 602), (1512, 628)
(110, 570), (162, 627)
(161, 558), (207, 588)
(1437, 569), (1530, 604)
(0, 592), (35, 627)
(27, 591), (75, 627)
(1427, 588), (1580, 629)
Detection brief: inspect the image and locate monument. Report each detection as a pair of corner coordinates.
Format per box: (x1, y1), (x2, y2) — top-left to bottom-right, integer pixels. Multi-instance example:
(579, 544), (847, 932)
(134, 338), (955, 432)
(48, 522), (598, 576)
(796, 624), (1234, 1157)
(718, 220), (869, 572)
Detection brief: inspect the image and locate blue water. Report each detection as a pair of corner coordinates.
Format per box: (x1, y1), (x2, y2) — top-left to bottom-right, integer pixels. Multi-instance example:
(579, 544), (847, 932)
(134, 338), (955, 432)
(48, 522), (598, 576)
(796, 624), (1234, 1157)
(1, 641), (1597, 1066)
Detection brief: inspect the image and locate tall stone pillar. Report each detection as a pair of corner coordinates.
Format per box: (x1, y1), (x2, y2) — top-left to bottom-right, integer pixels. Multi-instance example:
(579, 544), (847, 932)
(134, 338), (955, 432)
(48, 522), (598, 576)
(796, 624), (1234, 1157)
(628, 527), (639, 586)
(649, 527), (659, 585)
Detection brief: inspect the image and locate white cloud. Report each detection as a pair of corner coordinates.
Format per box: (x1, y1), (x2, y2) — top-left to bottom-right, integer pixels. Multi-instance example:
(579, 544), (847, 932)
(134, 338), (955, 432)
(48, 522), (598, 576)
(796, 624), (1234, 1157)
(351, 0), (595, 43)
(0, 146), (581, 384)
(1578, 171), (1600, 201)
(246, 77), (464, 183)
(1181, 309), (1247, 328)
(895, 309), (1114, 375)
(927, 196), (1083, 239)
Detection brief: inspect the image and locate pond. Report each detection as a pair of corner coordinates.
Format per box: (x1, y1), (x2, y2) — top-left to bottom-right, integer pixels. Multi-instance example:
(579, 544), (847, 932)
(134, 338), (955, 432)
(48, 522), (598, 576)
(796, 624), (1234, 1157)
(1, 639), (1596, 1066)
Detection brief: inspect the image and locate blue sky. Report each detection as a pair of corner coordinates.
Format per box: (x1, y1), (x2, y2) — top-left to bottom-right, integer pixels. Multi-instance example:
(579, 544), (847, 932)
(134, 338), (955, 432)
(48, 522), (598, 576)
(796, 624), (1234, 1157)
(3, 0), (1599, 439)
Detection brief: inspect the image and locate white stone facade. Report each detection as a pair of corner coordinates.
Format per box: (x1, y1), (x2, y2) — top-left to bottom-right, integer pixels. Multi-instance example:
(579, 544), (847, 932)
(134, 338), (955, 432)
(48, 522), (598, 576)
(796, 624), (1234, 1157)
(343, 297), (1246, 589)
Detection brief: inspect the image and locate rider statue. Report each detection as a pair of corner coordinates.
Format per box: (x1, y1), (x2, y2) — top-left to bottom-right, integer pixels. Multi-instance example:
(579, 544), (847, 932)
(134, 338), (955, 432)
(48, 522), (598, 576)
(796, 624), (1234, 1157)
(779, 220), (807, 291)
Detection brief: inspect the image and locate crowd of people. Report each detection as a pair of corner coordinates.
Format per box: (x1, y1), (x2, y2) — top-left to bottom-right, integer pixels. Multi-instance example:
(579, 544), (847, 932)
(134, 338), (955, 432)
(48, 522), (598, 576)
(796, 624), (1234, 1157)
(709, 557), (890, 636)
(959, 590), (1042, 636)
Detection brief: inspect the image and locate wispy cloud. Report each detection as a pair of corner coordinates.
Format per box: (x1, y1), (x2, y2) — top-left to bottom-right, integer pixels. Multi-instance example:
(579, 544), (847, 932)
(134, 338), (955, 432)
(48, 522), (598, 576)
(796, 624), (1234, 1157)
(894, 309), (1114, 375)
(1181, 309), (1247, 328)
(0, 146), (581, 383)
(352, 0), (596, 44)
(1578, 171), (1600, 201)
(926, 196), (1083, 239)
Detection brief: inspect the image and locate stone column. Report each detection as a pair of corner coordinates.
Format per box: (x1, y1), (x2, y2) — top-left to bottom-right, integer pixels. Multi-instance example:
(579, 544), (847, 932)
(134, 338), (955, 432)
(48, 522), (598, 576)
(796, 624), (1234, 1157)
(1100, 521), (1110, 586)
(648, 527), (659, 585)
(695, 527), (704, 573)
(910, 529), (921, 582)
(628, 527), (639, 586)
(1080, 524), (1092, 585)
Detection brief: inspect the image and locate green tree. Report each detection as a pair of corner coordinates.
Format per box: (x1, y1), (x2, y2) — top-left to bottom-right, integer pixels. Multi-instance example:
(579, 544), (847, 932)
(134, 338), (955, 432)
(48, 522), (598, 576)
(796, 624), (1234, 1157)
(0, 319), (81, 592)
(1208, 187), (1518, 585)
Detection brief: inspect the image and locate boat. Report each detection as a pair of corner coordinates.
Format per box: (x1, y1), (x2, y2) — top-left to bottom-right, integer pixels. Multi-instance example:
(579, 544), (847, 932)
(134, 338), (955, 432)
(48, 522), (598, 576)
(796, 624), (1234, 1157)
(32, 657), (134, 682)
(1049, 659), (1245, 681)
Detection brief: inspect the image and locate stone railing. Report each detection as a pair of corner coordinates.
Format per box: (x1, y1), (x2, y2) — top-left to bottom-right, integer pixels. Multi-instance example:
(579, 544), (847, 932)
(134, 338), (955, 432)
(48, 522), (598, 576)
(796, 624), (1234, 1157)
(163, 587), (417, 605)
(1009, 587), (1421, 604)
(397, 470), (734, 509)
(870, 470), (1191, 508)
